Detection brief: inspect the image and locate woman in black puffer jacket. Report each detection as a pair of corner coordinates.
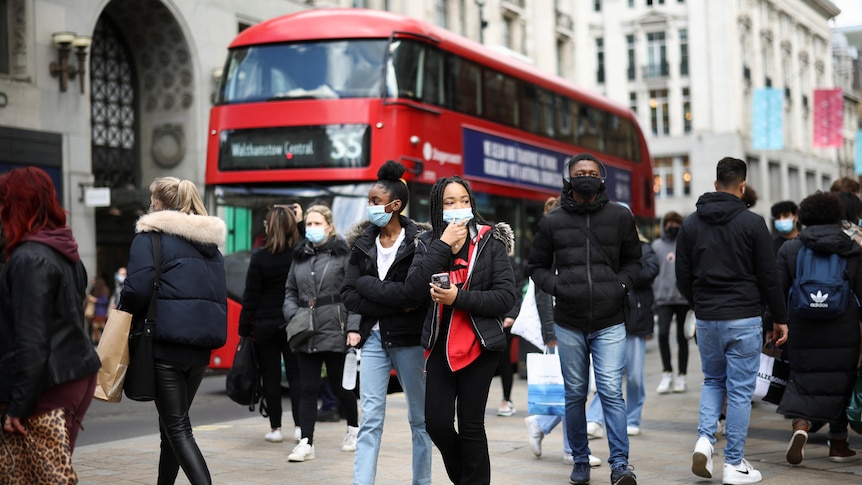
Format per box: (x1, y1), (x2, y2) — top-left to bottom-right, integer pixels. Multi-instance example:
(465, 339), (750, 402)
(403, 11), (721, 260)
(403, 176), (516, 485)
(776, 191), (862, 465)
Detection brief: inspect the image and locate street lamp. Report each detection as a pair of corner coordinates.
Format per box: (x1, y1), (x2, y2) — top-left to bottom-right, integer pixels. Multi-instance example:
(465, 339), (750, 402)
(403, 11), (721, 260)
(475, 0), (488, 44)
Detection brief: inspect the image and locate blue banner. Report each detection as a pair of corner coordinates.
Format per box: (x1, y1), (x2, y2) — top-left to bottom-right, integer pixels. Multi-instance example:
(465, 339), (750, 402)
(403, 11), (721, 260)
(752, 88), (784, 150)
(462, 128), (632, 204)
(856, 130), (862, 176)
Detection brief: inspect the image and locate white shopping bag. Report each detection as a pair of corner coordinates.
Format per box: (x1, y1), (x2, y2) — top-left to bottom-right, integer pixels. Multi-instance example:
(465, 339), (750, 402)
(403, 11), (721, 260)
(511, 279), (546, 352)
(527, 351), (565, 416)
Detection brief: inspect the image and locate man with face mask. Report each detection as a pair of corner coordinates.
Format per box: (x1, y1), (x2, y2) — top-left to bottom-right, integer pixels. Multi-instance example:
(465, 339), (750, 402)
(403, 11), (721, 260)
(526, 153), (642, 485)
(770, 201), (799, 255)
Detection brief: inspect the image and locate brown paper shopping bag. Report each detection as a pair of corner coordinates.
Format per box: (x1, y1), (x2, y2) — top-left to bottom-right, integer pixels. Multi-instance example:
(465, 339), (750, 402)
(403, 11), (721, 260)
(94, 309), (133, 402)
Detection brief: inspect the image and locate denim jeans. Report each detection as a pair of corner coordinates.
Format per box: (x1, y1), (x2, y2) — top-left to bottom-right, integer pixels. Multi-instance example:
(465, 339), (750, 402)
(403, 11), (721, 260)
(354, 330), (432, 485)
(585, 335), (646, 428)
(535, 414), (571, 454)
(695, 317), (762, 465)
(555, 323), (629, 468)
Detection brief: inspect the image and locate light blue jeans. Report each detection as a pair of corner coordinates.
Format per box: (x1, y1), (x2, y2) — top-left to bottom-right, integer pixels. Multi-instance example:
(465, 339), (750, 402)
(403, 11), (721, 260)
(535, 414), (571, 454)
(555, 323), (629, 468)
(695, 317), (762, 465)
(585, 335), (646, 428)
(353, 331), (432, 485)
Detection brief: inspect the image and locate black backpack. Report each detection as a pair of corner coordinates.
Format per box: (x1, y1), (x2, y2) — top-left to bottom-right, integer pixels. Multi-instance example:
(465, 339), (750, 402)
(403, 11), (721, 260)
(225, 336), (267, 416)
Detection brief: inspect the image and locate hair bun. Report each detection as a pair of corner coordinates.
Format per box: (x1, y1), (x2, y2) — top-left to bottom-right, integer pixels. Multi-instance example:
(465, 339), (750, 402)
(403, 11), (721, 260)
(377, 160), (406, 181)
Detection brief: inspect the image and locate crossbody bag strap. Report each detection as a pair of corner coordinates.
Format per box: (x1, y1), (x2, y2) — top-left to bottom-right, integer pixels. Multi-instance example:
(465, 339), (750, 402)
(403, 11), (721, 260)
(146, 234), (162, 325)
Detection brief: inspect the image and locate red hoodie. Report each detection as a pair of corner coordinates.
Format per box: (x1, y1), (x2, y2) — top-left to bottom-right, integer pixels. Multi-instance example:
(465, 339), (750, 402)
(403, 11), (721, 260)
(19, 227), (81, 263)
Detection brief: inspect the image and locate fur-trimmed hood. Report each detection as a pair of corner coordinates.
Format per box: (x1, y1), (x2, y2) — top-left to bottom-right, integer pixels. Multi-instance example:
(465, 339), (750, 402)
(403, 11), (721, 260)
(490, 222), (515, 257)
(344, 217), (432, 247)
(136, 210), (227, 247)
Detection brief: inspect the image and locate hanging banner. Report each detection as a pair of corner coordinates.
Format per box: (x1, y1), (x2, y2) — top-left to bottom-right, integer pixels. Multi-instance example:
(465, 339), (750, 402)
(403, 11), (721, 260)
(752, 88), (783, 150)
(855, 130), (862, 176)
(813, 88), (843, 148)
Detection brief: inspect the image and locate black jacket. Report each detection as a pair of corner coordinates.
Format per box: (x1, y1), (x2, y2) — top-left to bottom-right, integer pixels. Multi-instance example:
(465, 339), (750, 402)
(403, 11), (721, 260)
(239, 246), (295, 332)
(526, 190), (642, 333)
(405, 222), (517, 352)
(121, 210), (228, 366)
(283, 236), (359, 353)
(627, 239), (660, 336)
(776, 225), (862, 422)
(675, 192), (788, 323)
(0, 239), (100, 419)
(342, 217), (430, 349)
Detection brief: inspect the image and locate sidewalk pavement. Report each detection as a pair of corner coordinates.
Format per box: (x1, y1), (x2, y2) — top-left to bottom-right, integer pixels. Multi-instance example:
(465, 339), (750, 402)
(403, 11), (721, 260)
(74, 343), (862, 484)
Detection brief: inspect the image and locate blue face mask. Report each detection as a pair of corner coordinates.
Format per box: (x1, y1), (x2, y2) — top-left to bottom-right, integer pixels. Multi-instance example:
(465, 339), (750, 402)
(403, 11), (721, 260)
(442, 208), (474, 224)
(306, 226), (327, 244)
(774, 218), (795, 235)
(367, 202), (394, 228)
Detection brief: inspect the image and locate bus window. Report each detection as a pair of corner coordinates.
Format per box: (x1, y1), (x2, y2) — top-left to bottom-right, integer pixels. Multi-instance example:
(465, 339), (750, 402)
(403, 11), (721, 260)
(448, 56), (481, 116)
(387, 39), (422, 100)
(540, 90), (555, 138)
(483, 70), (518, 127)
(518, 83), (539, 134)
(218, 40), (387, 103)
(422, 46), (445, 107)
(557, 97), (574, 144)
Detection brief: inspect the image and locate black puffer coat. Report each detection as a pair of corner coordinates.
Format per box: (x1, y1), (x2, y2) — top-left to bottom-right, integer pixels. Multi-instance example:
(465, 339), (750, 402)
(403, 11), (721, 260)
(526, 190), (641, 333)
(626, 239), (659, 336)
(342, 217), (430, 349)
(283, 236), (359, 353)
(405, 222), (516, 352)
(776, 224), (862, 422)
(122, 210), (228, 366)
(0, 236), (100, 419)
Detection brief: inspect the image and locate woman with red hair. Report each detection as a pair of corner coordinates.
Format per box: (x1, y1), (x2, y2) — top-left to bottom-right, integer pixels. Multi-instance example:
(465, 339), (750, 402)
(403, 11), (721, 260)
(0, 166), (101, 452)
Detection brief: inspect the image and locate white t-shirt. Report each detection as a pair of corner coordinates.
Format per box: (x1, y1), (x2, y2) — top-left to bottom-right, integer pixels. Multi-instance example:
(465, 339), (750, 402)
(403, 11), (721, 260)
(373, 228), (406, 331)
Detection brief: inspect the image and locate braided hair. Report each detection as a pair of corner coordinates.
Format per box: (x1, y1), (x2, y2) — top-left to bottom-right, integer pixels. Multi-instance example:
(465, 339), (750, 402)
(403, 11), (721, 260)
(374, 160), (409, 212)
(428, 176), (489, 239)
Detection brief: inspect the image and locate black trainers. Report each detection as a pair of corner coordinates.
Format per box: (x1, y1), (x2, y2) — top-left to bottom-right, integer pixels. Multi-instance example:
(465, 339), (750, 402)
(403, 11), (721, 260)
(569, 462), (590, 484)
(610, 463), (637, 485)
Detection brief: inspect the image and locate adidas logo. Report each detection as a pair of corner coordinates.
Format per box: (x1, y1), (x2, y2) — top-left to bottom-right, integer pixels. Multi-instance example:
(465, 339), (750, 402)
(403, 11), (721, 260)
(809, 290), (829, 308)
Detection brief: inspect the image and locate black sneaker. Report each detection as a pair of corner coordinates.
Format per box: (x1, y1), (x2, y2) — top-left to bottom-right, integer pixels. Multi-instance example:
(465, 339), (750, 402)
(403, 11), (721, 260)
(610, 463), (637, 485)
(569, 462), (590, 484)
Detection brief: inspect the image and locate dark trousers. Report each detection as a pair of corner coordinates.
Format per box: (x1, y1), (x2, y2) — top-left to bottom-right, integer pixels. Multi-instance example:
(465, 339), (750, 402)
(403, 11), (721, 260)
(254, 322), (300, 429)
(656, 304), (690, 374)
(425, 347), (500, 485)
(295, 351), (358, 444)
(154, 360), (210, 485)
(495, 330), (515, 401)
(32, 373), (97, 452)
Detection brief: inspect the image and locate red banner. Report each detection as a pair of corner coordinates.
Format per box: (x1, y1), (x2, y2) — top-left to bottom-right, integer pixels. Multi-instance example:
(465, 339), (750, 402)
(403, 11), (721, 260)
(813, 88), (843, 148)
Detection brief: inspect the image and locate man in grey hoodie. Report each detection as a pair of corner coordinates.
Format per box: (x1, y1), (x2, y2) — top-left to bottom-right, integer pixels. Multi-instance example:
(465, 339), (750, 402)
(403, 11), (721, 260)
(650, 211), (690, 394)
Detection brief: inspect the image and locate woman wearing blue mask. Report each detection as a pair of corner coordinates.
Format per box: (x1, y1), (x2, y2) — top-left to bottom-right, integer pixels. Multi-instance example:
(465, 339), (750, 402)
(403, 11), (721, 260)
(404, 176), (517, 484)
(283, 204), (360, 462)
(341, 160), (432, 485)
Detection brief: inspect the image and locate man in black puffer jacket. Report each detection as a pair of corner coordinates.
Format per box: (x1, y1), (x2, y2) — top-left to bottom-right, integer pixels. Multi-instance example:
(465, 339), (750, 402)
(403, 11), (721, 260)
(526, 153), (641, 485)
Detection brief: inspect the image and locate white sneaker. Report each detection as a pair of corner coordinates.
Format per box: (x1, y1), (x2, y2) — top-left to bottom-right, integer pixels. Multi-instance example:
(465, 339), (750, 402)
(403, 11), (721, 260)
(673, 374), (687, 393)
(626, 425), (641, 436)
(288, 438), (315, 462)
(715, 420), (726, 438)
(586, 421), (604, 440)
(524, 415), (544, 457)
(722, 458), (762, 484)
(563, 454), (602, 467)
(496, 400), (516, 417)
(341, 425), (358, 452)
(691, 436), (714, 479)
(265, 428), (283, 443)
(293, 426), (302, 443)
(657, 372), (673, 394)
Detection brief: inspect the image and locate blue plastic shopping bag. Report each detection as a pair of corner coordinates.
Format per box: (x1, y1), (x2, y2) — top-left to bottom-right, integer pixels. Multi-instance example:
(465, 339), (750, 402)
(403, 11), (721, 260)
(527, 351), (565, 416)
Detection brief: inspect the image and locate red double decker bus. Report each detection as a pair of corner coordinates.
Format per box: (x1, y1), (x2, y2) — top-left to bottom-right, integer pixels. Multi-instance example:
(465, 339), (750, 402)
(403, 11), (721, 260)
(206, 8), (653, 368)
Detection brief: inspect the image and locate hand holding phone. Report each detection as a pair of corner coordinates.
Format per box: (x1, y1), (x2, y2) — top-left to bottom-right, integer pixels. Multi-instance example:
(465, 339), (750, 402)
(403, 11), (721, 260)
(431, 272), (450, 289)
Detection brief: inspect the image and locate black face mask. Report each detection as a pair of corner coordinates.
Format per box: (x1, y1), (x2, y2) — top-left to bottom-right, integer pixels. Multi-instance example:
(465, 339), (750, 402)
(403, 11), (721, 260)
(665, 226), (680, 238)
(570, 177), (603, 199)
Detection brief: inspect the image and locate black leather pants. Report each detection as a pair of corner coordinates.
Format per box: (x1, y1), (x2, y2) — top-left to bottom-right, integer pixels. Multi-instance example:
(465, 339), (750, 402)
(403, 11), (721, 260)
(154, 360), (211, 485)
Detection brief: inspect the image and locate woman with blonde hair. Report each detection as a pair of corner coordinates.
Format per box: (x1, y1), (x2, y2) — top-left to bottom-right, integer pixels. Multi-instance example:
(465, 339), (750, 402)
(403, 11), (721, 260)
(239, 204), (303, 443)
(121, 176), (227, 484)
(283, 204), (360, 462)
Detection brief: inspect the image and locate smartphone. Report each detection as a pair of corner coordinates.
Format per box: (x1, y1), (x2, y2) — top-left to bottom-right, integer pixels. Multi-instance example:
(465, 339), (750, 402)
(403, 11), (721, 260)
(431, 272), (450, 289)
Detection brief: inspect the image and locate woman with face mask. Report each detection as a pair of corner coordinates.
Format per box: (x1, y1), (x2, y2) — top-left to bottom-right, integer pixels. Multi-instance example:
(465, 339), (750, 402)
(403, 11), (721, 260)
(282, 204), (360, 463)
(403, 176), (517, 484)
(341, 160), (432, 485)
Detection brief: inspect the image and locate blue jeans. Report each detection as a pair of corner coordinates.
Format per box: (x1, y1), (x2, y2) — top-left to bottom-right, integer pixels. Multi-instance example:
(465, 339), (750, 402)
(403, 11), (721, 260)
(353, 331), (431, 485)
(555, 323), (629, 468)
(585, 335), (646, 428)
(535, 414), (571, 454)
(695, 317), (762, 465)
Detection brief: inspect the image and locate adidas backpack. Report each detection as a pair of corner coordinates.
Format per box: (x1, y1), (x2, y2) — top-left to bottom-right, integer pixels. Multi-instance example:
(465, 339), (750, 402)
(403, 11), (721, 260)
(789, 245), (852, 319)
